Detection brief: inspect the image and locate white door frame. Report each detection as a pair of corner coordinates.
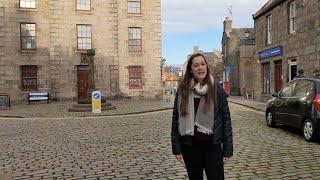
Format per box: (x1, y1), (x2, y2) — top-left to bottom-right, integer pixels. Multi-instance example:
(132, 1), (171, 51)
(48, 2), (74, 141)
(288, 59), (297, 81)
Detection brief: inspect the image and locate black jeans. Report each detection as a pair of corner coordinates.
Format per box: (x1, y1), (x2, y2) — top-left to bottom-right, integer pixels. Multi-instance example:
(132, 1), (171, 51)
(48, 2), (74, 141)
(181, 141), (224, 180)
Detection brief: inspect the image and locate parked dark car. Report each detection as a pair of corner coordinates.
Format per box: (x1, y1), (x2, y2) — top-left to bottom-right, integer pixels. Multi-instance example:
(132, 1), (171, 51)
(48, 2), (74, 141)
(266, 78), (320, 141)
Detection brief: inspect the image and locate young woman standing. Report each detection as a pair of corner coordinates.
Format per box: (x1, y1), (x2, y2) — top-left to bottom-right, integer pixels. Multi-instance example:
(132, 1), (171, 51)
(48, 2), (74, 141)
(171, 53), (233, 180)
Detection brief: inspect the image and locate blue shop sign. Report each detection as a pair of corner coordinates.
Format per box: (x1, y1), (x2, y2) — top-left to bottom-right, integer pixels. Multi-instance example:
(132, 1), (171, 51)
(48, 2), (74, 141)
(259, 46), (283, 60)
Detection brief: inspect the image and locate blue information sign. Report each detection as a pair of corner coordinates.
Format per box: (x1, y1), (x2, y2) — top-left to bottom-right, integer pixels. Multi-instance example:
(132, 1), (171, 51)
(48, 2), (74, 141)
(93, 92), (100, 99)
(225, 66), (232, 73)
(259, 46), (283, 60)
(169, 67), (176, 73)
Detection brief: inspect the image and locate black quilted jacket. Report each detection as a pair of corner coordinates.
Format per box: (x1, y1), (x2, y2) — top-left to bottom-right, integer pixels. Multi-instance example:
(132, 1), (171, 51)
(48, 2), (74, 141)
(171, 85), (233, 157)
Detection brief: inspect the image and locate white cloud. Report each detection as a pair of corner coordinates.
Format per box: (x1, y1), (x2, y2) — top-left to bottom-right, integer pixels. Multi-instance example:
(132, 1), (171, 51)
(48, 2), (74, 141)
(162, 0), (267, 34)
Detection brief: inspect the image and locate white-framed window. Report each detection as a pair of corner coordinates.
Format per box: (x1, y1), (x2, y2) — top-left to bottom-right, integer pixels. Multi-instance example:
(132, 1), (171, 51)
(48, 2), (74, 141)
(289, 1), (296, 34)
(288, 59), (297, 81)
(128, 0), (141, 14)
(20, 0), (36, 8)
(263, 63), (270, 94)
(267, 15), (272, 45)
(77, 24), (92, 50)
(128, 27), (142, 52)
(77, 0), (91, 11)
(20, 23), (36, 50)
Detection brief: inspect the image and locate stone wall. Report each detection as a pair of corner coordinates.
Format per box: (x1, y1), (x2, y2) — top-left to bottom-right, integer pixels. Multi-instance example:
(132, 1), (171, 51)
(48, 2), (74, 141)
(2, 0), (162, 102)
(222, 31), (240, 95)
(117, 0), (162, 98)
(0, 2), (4, 92)
(239, 44), (257, 95)
(254, 0), (320, 102)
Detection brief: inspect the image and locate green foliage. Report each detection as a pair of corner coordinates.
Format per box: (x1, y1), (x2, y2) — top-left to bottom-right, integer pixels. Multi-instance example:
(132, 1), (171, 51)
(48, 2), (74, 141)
(86, 49), (95, 56)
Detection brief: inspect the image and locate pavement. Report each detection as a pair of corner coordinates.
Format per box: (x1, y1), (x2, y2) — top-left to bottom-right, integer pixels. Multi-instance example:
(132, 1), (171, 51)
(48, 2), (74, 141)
(0, 99), (174, 119)
(227, 96), (267, 112)
(0, 96), (267, 119)
(1, 101), (320, 179)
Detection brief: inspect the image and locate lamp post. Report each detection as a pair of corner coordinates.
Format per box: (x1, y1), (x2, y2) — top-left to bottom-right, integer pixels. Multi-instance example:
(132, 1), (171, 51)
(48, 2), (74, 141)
(243, 29), (250, 95)
(160, 58), (166, 81)
(237, 29), (250, 96)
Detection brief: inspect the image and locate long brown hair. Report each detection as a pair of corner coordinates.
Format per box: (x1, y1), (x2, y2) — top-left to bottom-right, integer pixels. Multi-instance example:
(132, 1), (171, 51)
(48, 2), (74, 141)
(178, 53), (217, 116)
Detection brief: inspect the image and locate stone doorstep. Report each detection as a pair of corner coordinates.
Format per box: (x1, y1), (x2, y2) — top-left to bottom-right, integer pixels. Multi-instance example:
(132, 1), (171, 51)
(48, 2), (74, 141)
(72, 102), (111, 108)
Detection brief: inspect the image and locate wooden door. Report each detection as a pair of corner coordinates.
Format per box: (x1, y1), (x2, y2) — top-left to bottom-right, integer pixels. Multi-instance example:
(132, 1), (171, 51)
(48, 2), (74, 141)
(77, 68), (89, 99)
(274, 61), (283, 92)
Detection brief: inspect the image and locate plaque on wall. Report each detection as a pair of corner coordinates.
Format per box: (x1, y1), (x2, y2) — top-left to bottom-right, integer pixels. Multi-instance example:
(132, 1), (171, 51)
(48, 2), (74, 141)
(0, 93), (10, 110)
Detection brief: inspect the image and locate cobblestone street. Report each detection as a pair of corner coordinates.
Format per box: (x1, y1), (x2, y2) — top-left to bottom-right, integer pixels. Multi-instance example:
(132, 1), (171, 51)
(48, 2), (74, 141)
(1, 103), (320, 179)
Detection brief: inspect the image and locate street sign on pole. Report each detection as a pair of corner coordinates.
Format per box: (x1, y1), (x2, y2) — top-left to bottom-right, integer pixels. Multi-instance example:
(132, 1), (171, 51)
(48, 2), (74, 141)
(225, 66), (232, 73)
(92, 91), (101, 113)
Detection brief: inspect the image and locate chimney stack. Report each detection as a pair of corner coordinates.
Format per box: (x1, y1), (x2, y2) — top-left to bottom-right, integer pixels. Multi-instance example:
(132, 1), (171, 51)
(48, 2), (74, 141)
(193, 45), (200, 53)
(223, 17), (232, 34)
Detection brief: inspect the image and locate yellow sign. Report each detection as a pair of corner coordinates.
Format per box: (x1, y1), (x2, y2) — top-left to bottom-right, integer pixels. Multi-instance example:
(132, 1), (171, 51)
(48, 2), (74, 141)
(92, 101), (101, 109)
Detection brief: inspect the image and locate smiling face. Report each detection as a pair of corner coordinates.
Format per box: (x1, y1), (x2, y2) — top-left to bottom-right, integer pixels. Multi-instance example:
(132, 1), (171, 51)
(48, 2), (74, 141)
(191, 55), (207, 83)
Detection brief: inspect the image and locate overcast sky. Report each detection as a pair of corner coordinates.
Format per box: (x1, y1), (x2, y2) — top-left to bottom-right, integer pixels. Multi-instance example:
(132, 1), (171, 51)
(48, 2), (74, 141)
(162, 0), (267, 65)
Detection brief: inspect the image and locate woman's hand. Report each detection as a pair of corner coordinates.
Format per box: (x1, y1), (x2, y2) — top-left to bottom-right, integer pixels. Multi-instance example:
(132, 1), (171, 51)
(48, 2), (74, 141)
(175, 154), (184, 164)
(223, 157), (230, 165)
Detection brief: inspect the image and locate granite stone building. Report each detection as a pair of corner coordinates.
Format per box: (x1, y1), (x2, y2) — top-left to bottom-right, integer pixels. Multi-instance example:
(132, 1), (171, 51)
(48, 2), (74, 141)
(183, 46), (223, 79)
(221, 17), (256, 96)
(0, 0), (162, 102)
(253, 0), (320, 102)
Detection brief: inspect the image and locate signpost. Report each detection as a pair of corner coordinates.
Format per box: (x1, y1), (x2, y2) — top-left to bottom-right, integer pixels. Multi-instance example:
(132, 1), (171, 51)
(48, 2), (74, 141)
(169, 66), (176, 94)
(92, 91), (101, 113)
(225, 65), (232, 73)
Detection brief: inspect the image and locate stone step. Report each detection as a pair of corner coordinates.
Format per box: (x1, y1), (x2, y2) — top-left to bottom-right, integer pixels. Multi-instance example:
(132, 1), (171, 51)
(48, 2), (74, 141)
(78, 97), (106, 104)
(68, 105), (116, 112)
(72, 103), (111, 108)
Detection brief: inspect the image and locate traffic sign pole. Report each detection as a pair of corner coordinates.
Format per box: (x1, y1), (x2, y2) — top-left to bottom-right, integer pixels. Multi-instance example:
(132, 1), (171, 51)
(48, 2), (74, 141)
(92, 91), (101, 113)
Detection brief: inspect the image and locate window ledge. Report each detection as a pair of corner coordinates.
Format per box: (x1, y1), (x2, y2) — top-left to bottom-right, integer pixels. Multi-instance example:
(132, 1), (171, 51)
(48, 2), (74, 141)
(128, 51), (143, 56)
(17, 8), (38, 12)
(19, 49), (37, 53)
(21, 90), (38, 92)
(129, 88), (144, 91)
(76, 10), (94, 14)
(128, 13), (143, 17)
(77, 50), (88, 54)
(289, 32), (296, 36)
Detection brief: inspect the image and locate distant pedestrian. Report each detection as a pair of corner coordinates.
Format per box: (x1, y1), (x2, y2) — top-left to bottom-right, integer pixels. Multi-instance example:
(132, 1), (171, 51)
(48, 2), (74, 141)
(295, 69), (304, 79)
(313, 69), (320, 79)
(171, 53), (233, 180)
(293, 69), (304, 79)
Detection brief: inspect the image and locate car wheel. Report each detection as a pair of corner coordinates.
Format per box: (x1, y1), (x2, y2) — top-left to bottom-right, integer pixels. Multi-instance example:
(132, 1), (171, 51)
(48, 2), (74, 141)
(266, 110), (276, 127)
(303, 119), (315, 142)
